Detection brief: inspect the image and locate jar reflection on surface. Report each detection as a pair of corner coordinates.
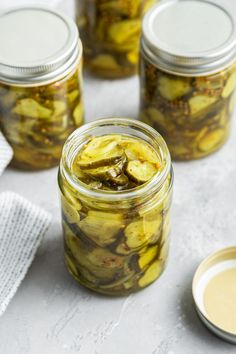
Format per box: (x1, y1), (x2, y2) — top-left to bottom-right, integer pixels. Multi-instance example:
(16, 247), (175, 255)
(76, 0), (156, 78)
(58, 119), (173, 295)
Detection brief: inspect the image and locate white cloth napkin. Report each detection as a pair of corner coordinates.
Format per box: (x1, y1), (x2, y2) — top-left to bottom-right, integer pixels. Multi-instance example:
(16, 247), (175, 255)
(0, 192), (52, 316)
(0, 132), (13, 176)
(0, 133), (52, 316)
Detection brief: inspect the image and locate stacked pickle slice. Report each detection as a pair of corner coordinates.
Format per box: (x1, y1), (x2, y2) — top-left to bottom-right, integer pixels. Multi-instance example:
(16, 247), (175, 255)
(60, 134), (172, 295)
(0, 70), (84, 169)
(77, 0), (155, 78)
(140, 58), (236, 160)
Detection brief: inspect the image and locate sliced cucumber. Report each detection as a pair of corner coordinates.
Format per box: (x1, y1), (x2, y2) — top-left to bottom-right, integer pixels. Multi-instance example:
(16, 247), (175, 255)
(79, 210), (124, 246)
(126, 160), (157, 184)
(77, 135), (124, 169)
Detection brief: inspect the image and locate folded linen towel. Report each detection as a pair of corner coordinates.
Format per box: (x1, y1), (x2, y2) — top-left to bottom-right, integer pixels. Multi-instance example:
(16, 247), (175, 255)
(0, 191), (52, 316)
(0, 132), (13, 176)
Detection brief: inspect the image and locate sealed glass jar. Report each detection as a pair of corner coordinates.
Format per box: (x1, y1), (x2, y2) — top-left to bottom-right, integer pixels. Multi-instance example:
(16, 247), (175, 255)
(76, 0), (156, 78)
(0, 7), (84, 170)
(140, 0), (236, 160)
(58, 118), (173, 295)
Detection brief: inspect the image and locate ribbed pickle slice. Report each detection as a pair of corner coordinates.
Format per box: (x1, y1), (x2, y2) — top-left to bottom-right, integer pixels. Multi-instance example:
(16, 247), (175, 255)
(126, 160), (157, 183)
(77, 136), (124, 169)
(79, 211), (124, 246)
(123, 139), (160, 164)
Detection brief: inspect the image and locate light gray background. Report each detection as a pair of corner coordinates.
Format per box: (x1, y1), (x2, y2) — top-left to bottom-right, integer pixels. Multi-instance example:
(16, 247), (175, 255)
(0, 1), (236, 353)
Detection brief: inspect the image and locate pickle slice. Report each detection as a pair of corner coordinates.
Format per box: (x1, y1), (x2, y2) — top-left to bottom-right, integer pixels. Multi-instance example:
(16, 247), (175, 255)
(110, 173), (129, 187)
(138, 260), (162, 288)
(222, 72), (236, 98)
(126, 160), (157, 183)
(90, 54), (120, 71)
(53, 101), (66, 116)
(143, 213), (162, 244)
(83, 160), (124, 180)
(158, 76), (191, 101)
(198, 129), (225, 152)
(77, 135), (124, 169)
(73, 102), (84, 126)
(79, 211), (124, 246)
(67, 90), (79, 103)
(66, 233), (123, 280)
(107, 20), (141, 45)
(123, 138), (160, 164)
(189, 95), (217, 116)
(138, 245), (158, 270)
(61, 194), (80, 224)
(125, 220), (149, 249)
(87, 247), (124, 269)
(12, 98), (52, 119)
(62, 185), (82, 212)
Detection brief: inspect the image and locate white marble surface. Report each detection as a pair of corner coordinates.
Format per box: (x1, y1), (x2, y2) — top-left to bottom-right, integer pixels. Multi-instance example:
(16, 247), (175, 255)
(1, 1), (236, 353)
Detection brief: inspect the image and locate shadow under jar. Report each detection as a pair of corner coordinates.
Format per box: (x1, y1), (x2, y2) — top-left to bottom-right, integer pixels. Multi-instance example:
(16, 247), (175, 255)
(58, 118), (173, 296)
(140, 0), (236, 160)
(0, 7), (84, 170)
(76, 0), (156, 78)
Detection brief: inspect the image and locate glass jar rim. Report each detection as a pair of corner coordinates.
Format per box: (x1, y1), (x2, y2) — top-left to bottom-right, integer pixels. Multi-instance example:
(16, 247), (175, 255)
(60, 118), (172, 203)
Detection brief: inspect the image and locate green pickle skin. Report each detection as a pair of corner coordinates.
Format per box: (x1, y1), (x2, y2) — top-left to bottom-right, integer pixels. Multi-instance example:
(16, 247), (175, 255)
(140, 55), (236, 160)
(77, 0), (156, 78)
(0, 65), (84, 170)
(59, 134), (173, 295)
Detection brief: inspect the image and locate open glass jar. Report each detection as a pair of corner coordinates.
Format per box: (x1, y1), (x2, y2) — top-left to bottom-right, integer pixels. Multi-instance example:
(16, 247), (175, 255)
(76, 0), (156, 78)
(0, 7), (84, 170)
(58, 118), (173, 295)
(140, 0), (236, 160)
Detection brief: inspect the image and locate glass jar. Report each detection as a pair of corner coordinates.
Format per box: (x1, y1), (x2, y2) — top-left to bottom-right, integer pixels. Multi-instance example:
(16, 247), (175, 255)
(58, 118), (173, 295)
(0, 7), (84, 170)
(140, 0), (236, 160)
(76, 0), (156, 78)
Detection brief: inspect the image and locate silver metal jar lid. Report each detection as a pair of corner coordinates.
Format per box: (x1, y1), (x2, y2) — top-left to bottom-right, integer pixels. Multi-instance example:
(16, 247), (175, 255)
(142, 0), (236, 76)
(192, 247), (236, 344)
(0, 6), (82, 86)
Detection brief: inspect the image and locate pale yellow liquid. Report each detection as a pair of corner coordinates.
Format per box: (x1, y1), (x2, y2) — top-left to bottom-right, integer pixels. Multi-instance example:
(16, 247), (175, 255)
(204, 268), (236, 334)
